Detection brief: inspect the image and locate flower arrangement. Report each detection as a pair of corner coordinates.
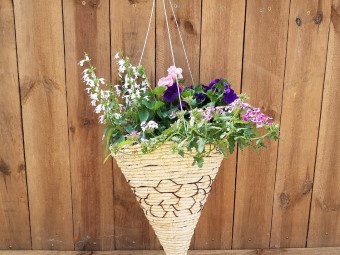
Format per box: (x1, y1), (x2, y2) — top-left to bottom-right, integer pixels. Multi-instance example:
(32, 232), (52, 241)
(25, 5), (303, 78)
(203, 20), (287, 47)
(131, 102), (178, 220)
(80, 53), (279, 167)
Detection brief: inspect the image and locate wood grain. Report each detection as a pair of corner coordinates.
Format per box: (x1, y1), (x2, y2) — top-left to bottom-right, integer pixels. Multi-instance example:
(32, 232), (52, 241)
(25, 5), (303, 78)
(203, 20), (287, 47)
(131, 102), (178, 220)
(63, 0), (114, 251)
(0, 0), (339, 251)
(194, 0), (246, 250)
(13, 0), (73, 250)
(0, 0), (31, 249)
(307, 0), (340, 247)
(1, 247), (340, 255)
(156, 0), (201, 85)
(270, 0), (332, 248)
(233, 0), (291, 249)
(110, 0), (159, 249)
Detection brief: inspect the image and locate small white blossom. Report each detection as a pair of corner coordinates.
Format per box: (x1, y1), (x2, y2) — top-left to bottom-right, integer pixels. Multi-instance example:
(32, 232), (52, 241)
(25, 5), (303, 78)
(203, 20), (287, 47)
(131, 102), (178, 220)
(135, 90), (141, 98)
(114, 113), (122, 119)
(114, 52), (120, 59)
(118, 66), (126, 73)
(90, 93), (98, 101)
(95, 104), (105, 114)
(79, 55), (89, 66)
(147, 121), (158, 129)
(98, 78), (105, 84)
(141, 120), (158, 132)
(99, 115), (105, 124)
(141, 138), (148, 143)
(189, 115), (195, 126)
(90, 100), (97, 107)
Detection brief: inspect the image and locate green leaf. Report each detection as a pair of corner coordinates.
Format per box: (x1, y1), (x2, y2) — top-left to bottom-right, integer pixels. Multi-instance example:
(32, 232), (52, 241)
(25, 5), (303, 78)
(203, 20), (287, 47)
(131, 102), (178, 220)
(117, 139), (135, 149)
(144, 100), (164, 111)
(197, 138), (206, 153)
(138, 108), (149, 122)
(194, 156), (204, 168)
(162, 127), (173, 135)
(102, 126), (111, 140)
(137, 65), (145, 76)
(152, 86), (166, 97)
(105, 127), (115, 156)
(153, 101), (164, 111)
(157, 109), (168, 119)
(113, 134), (125, 145)
(228, 138), (235, 154)
(143, 100), (155, 109)
(124, 125), (134, 133)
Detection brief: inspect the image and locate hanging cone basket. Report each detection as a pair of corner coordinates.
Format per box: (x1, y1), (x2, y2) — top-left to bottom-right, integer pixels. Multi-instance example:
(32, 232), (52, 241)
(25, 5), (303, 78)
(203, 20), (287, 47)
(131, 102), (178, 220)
(114, 143), (223, 255)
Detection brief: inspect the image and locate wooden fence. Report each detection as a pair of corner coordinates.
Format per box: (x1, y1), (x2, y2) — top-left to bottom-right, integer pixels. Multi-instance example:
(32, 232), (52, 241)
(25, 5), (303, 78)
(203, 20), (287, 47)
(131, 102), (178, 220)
(0, 0), (339, 251)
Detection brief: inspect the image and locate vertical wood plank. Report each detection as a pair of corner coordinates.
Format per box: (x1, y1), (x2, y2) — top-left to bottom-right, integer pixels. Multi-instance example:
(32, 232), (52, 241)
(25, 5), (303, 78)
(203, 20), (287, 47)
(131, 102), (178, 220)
(111, 0), (159, 250)
(270, 0), (332, 248)
(0, 0), (31, 249)
(194, 0), (246, 250)
(233, 0), (290, 249)
(307, 0), (340, 248)
(156, 0), (201, 85)
(63, 0), (114, 251)
(13, 0), (74, 250)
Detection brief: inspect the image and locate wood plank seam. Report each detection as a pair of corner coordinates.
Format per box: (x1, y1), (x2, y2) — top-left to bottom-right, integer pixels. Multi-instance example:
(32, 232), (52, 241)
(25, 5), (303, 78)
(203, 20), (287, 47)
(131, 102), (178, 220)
(12, 0), (33, 249)
(304, 6), (332, 247)
(269, 0), (292, 248)
(108, 0), (116, 251)
(60, 0), (76, 250)
(231, 0), (248, 249)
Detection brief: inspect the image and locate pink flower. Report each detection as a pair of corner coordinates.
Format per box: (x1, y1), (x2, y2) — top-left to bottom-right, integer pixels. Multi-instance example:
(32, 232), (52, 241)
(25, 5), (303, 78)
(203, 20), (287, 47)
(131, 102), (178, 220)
(125, 131), (140, 138)
(158, 74), (174, 87)
(167, 65), (183, 80)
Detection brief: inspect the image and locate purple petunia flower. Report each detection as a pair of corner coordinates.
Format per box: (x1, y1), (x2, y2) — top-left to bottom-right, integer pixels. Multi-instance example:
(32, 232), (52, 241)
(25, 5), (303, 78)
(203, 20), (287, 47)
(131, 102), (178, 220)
(194, 92), (207, 103)
(163, 83), (182, 103)
(208, 79), (221, 90)
(202, 85), (210, 92)
(223, 85), (238, 104)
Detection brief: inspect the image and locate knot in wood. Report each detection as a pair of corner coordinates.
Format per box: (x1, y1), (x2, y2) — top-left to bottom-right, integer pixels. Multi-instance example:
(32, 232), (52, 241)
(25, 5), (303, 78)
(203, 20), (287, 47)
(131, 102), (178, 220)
(184, 21), (195, 34)
(302, 179), (313, 195)
(280, 192), (290, 208)
(0, 159), (10, 176)
(296, 17), (302, 26)
(313, 12), (323, 24)
(81, 117), (93, 126)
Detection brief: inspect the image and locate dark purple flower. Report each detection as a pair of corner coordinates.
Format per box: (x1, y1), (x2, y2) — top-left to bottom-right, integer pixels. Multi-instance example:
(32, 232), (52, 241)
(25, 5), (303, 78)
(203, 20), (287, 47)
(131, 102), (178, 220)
(177, 101), (189, 110)
(223, 86), (238, 104)
(163, 83), (182, 103)
(208, 79), (221, 90)
(202, 85), (211, 92)
(194, 92), (207, 103)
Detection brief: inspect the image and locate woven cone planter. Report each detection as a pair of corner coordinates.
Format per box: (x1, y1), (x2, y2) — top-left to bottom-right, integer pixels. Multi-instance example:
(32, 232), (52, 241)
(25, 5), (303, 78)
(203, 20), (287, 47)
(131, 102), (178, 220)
(114, 143), (224, 255)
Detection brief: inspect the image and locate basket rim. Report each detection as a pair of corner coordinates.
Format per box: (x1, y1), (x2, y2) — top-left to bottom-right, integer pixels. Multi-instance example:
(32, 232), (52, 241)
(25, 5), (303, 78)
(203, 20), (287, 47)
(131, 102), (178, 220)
(111, 141), (223, 158)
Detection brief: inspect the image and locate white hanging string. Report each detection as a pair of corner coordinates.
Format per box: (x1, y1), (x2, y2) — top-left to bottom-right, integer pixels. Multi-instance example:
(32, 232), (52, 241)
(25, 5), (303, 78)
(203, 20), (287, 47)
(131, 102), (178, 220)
(168, 0), (195, 86)
(139, 0), (194, 127)
(138, 0), (156, 66)
(161, 0), (184, 112)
